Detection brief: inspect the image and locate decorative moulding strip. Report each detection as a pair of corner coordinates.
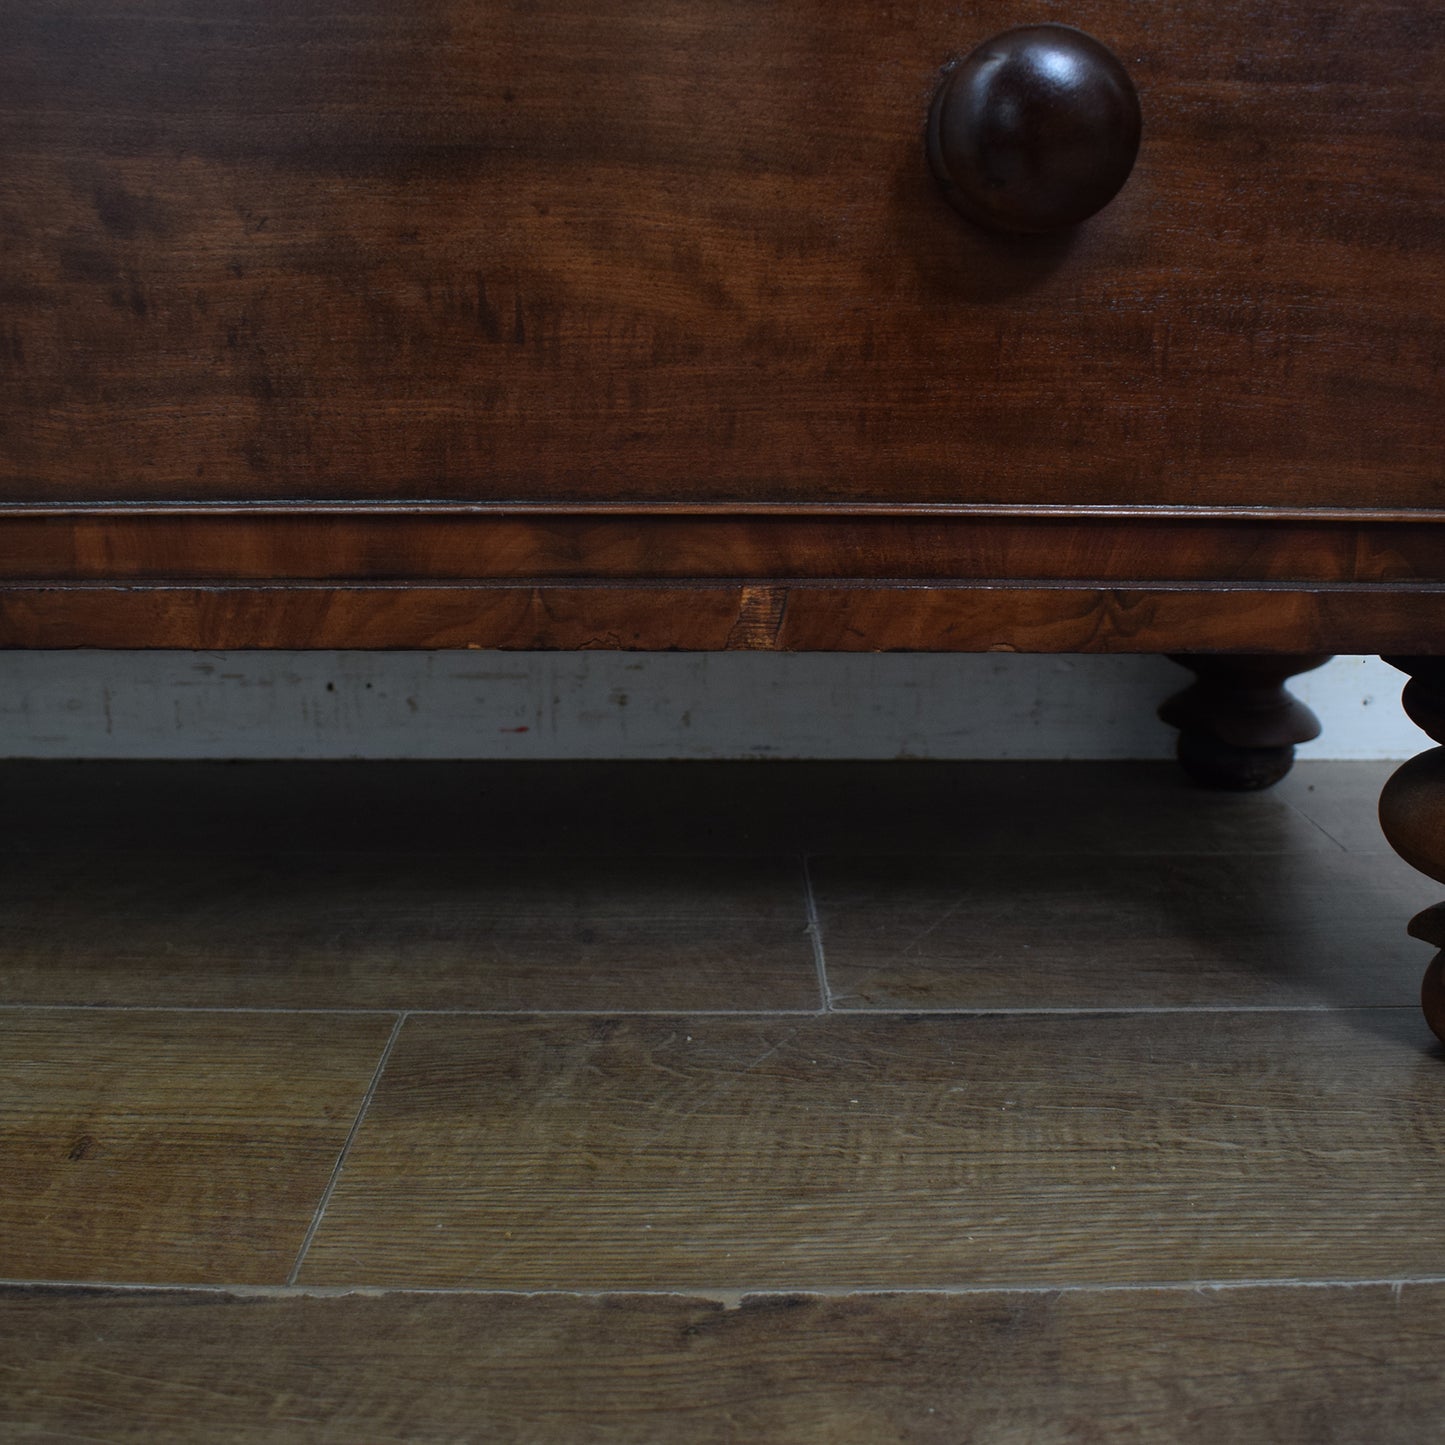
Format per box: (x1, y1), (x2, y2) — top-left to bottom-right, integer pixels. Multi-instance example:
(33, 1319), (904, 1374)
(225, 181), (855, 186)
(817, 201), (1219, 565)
(3, 584), (1444, 655)
(2, 511), (1445, 583)
(3, 512), (1442, 586)
(2, 501), (1445, 524)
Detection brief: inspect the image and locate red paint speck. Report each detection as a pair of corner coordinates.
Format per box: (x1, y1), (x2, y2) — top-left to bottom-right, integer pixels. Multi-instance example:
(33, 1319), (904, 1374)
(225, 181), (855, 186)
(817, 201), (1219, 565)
(499, 726), (530, 733)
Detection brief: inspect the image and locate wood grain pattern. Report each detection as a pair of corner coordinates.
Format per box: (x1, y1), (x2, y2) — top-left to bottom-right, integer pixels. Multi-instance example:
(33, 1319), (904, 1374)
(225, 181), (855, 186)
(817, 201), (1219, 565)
(0, 851), (817, 1011)
(299, 1010), (1445, 1290)
(6, 1283), (1445, 1443)
(4, 583), (1444, 653)
(1, 0), (1441, 508)
(4, 510), (1445, 584)
(0, 760), (1439, 1428)
(812, 849), (1440, 1010)
(0, 1010), (393, 1284)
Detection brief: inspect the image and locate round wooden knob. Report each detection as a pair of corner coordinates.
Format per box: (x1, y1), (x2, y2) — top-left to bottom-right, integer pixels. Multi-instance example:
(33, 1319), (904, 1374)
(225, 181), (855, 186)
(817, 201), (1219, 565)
(927, 25), (1141, 234)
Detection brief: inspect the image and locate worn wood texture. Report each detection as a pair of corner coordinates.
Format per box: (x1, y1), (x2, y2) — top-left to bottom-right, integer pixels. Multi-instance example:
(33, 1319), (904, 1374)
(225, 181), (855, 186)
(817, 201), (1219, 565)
(4, 583), (1444, 653)
(6, 1283), (1445, 1443)
(811, 849), (1440, 1011)
(2, 0), (1442, 508)
(0, 851), (817, 1012)
(299, 1010), (1444, 1290)
(0, 1011), (393, 1284)
(1, 760), (1441, 1429)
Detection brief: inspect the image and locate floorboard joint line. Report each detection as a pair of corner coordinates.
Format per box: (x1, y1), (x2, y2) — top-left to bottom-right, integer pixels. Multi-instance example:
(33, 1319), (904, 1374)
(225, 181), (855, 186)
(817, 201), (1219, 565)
(0, 1005), (827, 1018)
(0, 1004), (405, 1015)
(832, 1004), (1415, 1016)
(0, 1003), (1421, 1018)
(1280, 797), (1353, 853)
(801, 855), (832, 1011)
(285, 1011), (407, 1288)
(6, 1275), (1445, 1300)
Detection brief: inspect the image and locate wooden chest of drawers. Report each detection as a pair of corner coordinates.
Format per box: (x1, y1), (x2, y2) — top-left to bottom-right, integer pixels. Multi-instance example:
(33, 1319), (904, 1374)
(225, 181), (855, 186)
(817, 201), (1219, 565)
(1, 1), (1442, 1036)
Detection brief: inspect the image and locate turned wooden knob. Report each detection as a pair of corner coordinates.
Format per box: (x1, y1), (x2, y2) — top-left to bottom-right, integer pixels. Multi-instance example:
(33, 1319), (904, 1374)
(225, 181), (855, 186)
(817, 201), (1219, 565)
(927, 25), (1142, 234)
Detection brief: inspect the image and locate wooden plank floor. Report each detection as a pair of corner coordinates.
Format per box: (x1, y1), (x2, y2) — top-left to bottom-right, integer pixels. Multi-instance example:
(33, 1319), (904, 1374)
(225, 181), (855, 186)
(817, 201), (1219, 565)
(1, 760), (1442, 1440)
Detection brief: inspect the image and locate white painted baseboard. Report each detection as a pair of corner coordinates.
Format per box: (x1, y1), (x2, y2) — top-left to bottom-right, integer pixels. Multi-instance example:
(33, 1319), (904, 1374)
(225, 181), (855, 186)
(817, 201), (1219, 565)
(0, 652), (1423, 760)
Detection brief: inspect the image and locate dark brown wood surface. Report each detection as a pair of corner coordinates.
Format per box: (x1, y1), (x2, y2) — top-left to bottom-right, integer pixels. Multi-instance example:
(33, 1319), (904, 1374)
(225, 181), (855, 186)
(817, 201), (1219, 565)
(3, 581), (1442, 653)
(3, 508), (1444, 584)
(7, 1284), (1445, 1443)
(2, 0), (1442, 509)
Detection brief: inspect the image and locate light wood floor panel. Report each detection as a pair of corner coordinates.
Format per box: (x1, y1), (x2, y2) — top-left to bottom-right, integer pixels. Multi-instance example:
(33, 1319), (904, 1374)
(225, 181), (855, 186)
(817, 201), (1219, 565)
(1, 760), (1438, 1433)
(812, 848), (1439, 1009)
(0, 1011), (393, 1284)
(4, 1282), (1442, 1444)
(299, 1010), (1444, 1291)
(0, 852), (817, 1011)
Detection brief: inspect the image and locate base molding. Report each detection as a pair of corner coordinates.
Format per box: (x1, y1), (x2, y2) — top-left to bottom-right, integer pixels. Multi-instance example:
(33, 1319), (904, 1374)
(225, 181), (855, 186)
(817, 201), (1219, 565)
(3, 582), (1444, 654)
(2, 508), (1444, 588)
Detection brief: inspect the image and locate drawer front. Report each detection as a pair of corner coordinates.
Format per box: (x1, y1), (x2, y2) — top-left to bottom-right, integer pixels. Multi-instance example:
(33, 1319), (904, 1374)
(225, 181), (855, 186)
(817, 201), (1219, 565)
(2, 0), (1441, 509)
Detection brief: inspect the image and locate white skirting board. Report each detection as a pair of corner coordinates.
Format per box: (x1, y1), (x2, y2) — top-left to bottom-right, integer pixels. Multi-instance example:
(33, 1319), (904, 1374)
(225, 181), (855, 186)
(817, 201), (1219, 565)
(0, 652), (1426, 761)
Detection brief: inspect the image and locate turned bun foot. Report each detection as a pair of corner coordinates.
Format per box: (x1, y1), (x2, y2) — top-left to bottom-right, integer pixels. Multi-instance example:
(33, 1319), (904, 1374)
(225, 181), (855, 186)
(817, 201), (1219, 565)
(1405, 899), (1445, 1050)
(1380, 659), (1445, 1048)
(1422, 952), (1445, 1047)
(1173, 734), (1299, 792)
(1160, 654), (1331, 792)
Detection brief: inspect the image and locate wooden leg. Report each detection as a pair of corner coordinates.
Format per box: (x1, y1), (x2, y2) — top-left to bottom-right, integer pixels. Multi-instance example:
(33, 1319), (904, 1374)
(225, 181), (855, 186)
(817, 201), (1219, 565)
(1379, 657), (1445, 1046)
(1159, 654), (1332, 790)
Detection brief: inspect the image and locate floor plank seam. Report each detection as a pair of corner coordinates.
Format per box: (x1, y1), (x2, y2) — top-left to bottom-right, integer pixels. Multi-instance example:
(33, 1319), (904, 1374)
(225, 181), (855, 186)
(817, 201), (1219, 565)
(0, 1003), (1425, 1018)
(0, 1004), (830, 1018)
(3, 1277), (1442, 1302)
(0, 1003), (405, 1015)
(284, 1012), (408, 1287)
(801, 854), (833, 1011)
(825, 1004), (1420, 1016)
(401, 1007), (832, 1018)
(1280, 797), (1354, 853)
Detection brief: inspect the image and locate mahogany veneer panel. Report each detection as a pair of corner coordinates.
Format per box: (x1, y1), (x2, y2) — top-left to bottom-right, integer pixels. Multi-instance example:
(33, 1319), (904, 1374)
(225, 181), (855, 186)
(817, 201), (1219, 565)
(813, 848), (1439, 1010)
(300, 1010), (1444, 1290)
(5, 583), (1445, 653)
(4, 511), (1445, 584)
(5, 1284), (1445, 1443)
(2, 0), (1441, 507)
(0, 1010), (392, 1284)
(0, 851), (818, 1011)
